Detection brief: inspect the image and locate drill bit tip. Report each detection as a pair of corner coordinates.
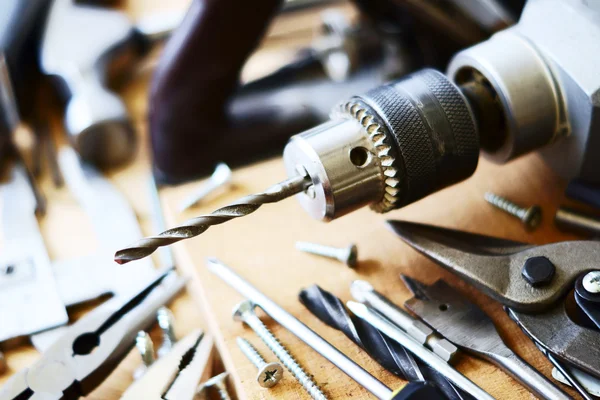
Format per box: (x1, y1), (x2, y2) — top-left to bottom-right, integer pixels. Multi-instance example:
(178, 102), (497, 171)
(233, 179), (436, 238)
(114, 175), (311, 264)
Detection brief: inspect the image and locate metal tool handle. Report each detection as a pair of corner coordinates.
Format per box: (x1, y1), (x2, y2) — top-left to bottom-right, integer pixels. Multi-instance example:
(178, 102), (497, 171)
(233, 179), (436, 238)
(493, 352), (572, 400)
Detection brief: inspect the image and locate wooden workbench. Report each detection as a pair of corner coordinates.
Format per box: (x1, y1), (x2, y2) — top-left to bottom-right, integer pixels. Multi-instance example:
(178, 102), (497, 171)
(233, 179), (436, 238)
(0, 0), (583, 399)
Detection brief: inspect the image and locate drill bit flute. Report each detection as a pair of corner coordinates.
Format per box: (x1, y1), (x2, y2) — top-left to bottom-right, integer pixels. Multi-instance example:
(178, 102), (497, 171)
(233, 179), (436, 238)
(115, 174), (310, 264)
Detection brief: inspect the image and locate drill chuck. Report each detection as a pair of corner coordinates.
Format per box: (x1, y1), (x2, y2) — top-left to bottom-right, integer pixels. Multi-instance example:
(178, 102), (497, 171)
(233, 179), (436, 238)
(283, 69), (479, 221)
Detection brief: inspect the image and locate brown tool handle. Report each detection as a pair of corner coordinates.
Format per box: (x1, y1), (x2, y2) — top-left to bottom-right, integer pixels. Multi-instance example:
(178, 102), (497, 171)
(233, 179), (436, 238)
(149, 0), (286, 182)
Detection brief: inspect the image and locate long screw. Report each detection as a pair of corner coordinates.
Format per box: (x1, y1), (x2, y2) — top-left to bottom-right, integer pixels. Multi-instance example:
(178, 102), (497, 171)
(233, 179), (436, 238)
(197, 372), (231, 400)
(156, 307), (176, 358)
(237, 337), (284, 388)
(115, 175), (310, 264)
(232, 300), (327, 400)
(296, 241), (358, 268)
(484, 192), (542, 230)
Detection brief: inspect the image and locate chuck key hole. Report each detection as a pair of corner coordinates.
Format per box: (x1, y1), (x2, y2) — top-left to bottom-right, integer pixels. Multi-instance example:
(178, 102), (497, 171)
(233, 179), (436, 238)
(439, 304), (449, 312)
(349, 147), (370, 168)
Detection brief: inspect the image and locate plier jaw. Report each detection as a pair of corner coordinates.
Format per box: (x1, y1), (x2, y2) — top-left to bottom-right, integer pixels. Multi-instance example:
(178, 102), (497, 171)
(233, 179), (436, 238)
(387, 219), (600, 379)
(386, 220), (600, 312)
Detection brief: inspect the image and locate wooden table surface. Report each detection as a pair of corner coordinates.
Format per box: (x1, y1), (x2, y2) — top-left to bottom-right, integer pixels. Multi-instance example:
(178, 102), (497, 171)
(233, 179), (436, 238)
(0, 0), (585, 399)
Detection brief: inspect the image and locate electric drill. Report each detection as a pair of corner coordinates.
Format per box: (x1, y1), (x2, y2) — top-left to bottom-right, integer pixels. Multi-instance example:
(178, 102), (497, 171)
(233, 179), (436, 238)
(116, 0), (600, 263)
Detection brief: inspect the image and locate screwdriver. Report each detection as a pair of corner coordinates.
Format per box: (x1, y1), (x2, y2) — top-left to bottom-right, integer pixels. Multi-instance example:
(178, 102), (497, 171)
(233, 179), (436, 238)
(207, 258), (448, 400)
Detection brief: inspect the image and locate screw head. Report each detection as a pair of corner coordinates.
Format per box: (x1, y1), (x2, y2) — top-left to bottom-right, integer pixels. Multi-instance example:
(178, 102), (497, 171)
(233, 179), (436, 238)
(583, 271), (600, 294)
(522, 256), (555, 287)
(522, 206), (542, 229)
(341, 244), (358, 268)
(257, 362), (284, 388)
(232, 300), (256, 321)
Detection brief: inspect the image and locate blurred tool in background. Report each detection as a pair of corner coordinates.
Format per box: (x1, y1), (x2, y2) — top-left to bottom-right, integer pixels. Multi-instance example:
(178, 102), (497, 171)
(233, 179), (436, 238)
(40, 0), (185, 169)
(150, 0), (523, 182)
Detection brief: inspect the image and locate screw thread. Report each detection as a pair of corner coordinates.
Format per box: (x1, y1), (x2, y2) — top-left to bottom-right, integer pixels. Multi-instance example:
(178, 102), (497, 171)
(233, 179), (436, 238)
(157, 307), (176, 357)
(484, 192), (526, 218)
(237, 337), (267, 369)
(296, 241), (341, 260)
(135, 331), (155, 367)
(215, 385), (232, 400)
(243, 313), (327, 400)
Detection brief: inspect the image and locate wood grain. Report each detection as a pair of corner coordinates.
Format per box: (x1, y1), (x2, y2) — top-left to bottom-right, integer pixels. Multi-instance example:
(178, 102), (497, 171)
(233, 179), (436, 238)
(161, 153), (580, 400)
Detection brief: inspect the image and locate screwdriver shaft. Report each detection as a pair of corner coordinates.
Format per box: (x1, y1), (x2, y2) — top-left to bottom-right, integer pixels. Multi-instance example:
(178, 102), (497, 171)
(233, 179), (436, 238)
(115, 175), (310, 264)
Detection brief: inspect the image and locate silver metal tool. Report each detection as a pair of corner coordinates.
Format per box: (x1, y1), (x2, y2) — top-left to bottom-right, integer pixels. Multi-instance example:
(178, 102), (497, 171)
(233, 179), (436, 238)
(51, 147), (156, 307)
(40, 0), (184, 168)
(27, 148), (157, 351)
(552, 365), (600, 399)
(0, 165), (67, 342)
(484, 192), (542, 230)
(555, 207), (600, 238)
(115, 174), (311, 264)
(133, 331), (156, 380)
(196, 372), (231, 400)
(534, 342), (593, 400)
(178, 163), (233, 212)
(236, 337), (284, 388)
(0, 267), (185, 400)
(350, 280), (458, 363)
(157, 307), (177, 358)
(387, 220), (600, 381)
(403, 277), (571, 400)
(233, 300), (326, 399)
(206, 258), (400, 400)
(347, 301), (496, 400)
(122, 330), (214, 400)
(296, 241), (358, 268)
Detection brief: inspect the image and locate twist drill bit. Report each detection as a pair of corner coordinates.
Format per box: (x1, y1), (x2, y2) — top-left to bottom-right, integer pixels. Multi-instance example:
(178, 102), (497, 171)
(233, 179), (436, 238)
(115, 175), (310, 264)
(299, 285), (473, 400)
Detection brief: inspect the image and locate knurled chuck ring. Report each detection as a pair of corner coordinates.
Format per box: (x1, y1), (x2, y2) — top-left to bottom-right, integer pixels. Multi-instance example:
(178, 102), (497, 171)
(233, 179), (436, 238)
(331, 101), (399, 213)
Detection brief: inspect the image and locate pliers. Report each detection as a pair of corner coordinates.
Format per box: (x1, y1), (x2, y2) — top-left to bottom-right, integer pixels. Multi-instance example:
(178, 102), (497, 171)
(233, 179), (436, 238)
(0, 267), (185, 400)
(121, 329), (214, 400)
(386, 220), (600, 384)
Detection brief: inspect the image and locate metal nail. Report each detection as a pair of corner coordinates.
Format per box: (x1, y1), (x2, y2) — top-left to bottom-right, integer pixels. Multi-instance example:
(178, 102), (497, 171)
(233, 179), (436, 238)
(237, 337), (284, 388)
(484, 192), (542, 230)
(296, 241), (358, 268)
(179, 163), (232, 212)
(554, 206), (600, 238)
